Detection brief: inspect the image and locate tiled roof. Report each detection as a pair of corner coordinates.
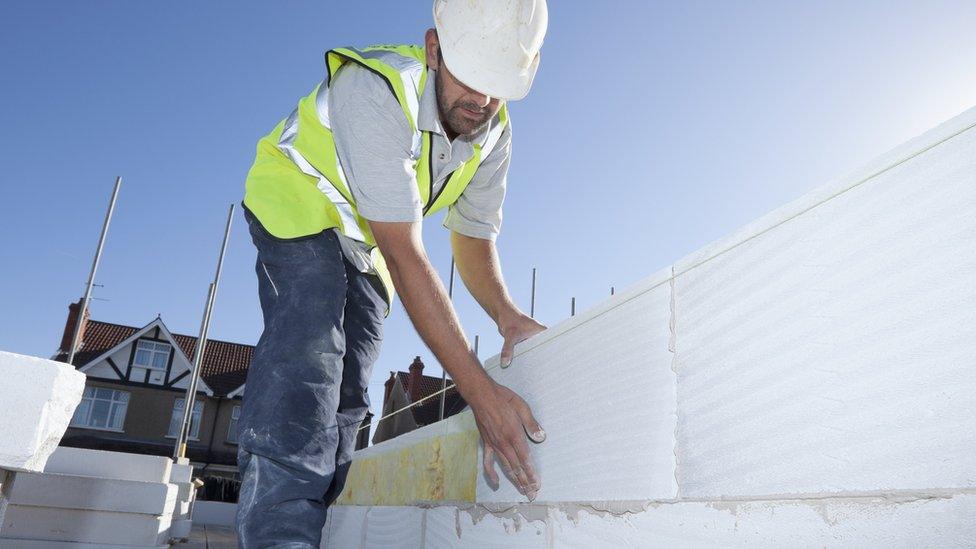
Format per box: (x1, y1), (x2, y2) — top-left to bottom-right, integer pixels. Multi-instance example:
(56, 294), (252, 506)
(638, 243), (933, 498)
(56, 319), (252, 398)
(394, 371), (468, 425)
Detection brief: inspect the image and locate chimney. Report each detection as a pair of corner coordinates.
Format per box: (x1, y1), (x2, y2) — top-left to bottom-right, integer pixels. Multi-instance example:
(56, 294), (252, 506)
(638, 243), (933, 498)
(60, 299), (90, 359)
(383, 371), (397, 405)
(408, 356), (424, 402)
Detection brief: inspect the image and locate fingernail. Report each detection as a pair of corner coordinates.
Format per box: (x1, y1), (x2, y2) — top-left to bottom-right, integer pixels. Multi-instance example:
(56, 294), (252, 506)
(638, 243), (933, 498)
(533, 429), (546, 442)
(527, 490), (538, 502)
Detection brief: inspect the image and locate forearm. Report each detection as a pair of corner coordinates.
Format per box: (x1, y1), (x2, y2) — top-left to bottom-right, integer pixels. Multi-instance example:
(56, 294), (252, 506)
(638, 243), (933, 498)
(374, 224), (493, 404)
(451, 231), (521, 325)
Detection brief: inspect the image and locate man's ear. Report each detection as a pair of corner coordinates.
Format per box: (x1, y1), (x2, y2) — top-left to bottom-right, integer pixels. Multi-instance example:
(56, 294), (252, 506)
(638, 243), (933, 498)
(424, 28), (440, 70)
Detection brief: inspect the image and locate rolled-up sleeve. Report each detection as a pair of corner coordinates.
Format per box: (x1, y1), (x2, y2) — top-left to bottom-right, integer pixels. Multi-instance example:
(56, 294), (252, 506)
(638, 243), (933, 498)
(443, 123), (512, 241)
(330, 65), (423, 222)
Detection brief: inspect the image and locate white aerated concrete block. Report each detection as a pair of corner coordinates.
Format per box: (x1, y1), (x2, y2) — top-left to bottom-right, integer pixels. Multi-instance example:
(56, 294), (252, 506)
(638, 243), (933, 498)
(0, 352), (85, 473)
(550, 494), (976, 548)
(1, 505), (172, 545)
(362, 506), (424, 549)
(44, 447), (172, 483)
(424, 506), (549, 548)
(477, 274), (677, 503)
(0, 540), (168, 549)
(170, 518), (192, 540)
(673, 117), (976, 498)
(174, 481), (194, 519)
(192, 500), (237, 527)
(169, 458), (193, 484)
(323, 505), (367, 548)
(6, 472), (177, 515)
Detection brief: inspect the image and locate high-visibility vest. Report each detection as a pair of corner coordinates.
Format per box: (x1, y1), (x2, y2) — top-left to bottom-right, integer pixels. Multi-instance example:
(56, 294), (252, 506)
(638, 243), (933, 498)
(243, 45), (510, 310)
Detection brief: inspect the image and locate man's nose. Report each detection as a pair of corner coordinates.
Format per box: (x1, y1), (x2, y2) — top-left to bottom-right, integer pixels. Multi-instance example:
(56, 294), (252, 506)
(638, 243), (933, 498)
(472, 92), (491, 108)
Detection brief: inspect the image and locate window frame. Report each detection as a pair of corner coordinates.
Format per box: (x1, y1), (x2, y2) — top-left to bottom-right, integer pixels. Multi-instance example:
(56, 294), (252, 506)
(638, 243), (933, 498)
(165, 397), (204, 441)
(226, 404), (241, 445)
(69, 386), (130, 433)
(133, 339), (172, 372)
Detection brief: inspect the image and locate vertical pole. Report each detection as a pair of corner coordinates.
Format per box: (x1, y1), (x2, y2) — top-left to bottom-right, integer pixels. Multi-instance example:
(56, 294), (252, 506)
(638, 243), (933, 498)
(439, 258), (456, 422)
(571, 297), (576, 316)
(530, 268), (537, 318)
(611, 286), (615, 296)
(174, 204), (235, 460)
(68, 176), (122, 365)
(473, 334), (479, 357)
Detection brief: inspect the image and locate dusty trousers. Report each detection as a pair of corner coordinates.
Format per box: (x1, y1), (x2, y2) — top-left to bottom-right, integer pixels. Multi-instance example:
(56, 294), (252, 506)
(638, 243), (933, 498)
(236, 210), (384, 548)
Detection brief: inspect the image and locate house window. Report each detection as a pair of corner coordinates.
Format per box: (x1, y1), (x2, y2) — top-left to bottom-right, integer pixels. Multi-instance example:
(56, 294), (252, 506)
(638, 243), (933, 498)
(134, 340), (171, 369)
(167, 398), (204, 440)
(132, 340), (171, 385)
(227, 405), (241, 444)
(70, 387), (129, 431)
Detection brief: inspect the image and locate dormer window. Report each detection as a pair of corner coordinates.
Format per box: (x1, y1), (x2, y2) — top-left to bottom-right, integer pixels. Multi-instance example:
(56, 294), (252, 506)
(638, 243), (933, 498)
(132, 339), (171, 384)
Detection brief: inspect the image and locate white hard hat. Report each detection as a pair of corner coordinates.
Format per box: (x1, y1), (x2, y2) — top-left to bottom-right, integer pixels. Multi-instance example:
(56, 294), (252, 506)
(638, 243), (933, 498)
(433, 0), (548, 101)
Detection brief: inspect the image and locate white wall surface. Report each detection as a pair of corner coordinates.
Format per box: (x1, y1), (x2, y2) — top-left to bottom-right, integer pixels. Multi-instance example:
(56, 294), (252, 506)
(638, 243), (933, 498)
(477, 272), (677, 503)
(328, 107), (976, 546)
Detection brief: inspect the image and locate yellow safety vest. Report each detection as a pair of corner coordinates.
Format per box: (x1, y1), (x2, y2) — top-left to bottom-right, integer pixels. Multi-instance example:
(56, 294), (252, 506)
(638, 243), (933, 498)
(243, 45), (510, 311)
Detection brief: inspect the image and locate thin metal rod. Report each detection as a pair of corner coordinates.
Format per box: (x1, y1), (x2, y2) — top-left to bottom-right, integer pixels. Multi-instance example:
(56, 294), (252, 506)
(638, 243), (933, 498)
(473, 334), (479, 356)
(174, 204), (235, 460)
(611, 286), (615, 296)
(571, 297), (576, 316)
(68, 176), (122, 365)
(530, 268), (536, 318)
(439, 258), (456, 422)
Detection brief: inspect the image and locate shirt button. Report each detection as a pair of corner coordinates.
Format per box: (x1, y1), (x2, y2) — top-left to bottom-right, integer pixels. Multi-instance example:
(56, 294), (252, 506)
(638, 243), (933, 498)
(439, 153), (445, 160)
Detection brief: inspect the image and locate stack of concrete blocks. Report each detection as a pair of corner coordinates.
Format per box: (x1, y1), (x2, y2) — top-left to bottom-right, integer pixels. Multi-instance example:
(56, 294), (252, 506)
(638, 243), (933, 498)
(0, 352), (86, 534)
(168, 458), (197, 542)
(322, 106), (976, 548)
(2, 447), (177, 548)
(0, 351), (197, 548)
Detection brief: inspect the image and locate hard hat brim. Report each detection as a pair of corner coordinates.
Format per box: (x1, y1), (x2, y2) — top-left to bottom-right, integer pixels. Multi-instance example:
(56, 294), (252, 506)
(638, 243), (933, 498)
(438, 46), (539, 101)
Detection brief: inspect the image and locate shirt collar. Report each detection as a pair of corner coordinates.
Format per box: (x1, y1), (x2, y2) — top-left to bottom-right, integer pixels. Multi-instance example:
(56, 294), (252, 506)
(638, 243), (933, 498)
(418, 69), (444, 135)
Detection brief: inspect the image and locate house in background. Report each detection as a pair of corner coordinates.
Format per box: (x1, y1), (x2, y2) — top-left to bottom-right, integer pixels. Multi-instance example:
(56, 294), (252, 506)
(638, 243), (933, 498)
(53, 299), (372, 502)
(372, 356), (468, 444)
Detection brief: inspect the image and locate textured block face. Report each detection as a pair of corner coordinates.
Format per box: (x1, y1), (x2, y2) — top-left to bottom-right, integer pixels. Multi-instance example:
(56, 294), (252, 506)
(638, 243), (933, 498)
(0, 352), (85, 472)
(362, 506), (424, 549)
(477, 280), (677, 503)
(169, 458), (194, 483)
(424, 506), (549, 548)
(0, 540), (169, 549)
(674, 124), (976, 497)
(1, 505), (171, 545)
(550, 494), (976, 548)
(44, 446), (172, 483)
(7, 472), (177, 515)
(191, 500), (237, 527)
(322, 505), (367, 548)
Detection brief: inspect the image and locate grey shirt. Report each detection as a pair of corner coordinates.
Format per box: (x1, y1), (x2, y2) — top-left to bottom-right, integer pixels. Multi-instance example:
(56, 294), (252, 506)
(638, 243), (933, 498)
(328, 64), (512, 273)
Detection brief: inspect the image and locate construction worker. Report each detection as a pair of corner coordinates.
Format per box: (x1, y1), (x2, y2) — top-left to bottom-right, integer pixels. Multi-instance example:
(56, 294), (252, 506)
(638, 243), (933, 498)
(235, 0), (550, 546)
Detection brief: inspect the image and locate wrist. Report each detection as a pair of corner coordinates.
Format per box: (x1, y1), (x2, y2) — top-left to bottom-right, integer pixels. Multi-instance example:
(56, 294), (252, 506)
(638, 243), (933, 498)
(495, 306), (527, 332)
(458, 373), (496, 409)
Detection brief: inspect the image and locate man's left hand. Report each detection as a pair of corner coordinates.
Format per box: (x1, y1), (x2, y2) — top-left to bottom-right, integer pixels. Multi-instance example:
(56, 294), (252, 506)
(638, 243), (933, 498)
(498, 313), (546, 367)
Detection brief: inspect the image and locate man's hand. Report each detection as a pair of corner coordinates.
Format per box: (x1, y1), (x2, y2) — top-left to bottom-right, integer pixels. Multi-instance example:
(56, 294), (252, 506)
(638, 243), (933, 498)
(468, 380), (547, 500)
(498, 312), (546, 367)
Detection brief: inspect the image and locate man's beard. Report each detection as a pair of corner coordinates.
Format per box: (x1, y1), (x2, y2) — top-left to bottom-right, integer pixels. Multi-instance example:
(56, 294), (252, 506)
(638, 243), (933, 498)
(436, 73), (492, 137)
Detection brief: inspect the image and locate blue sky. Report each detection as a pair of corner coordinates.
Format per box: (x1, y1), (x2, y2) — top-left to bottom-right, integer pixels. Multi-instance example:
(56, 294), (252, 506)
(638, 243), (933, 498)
(2, 1), (974, 420)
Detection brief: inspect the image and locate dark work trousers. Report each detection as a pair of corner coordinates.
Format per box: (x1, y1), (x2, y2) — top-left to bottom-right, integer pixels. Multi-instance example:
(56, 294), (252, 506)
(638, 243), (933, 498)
(236, 210), (385, 548)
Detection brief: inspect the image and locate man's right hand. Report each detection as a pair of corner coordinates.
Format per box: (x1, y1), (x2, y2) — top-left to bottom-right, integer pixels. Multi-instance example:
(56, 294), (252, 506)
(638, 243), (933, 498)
(467, 379), (546, 500)
(368, 219), (546, 499)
